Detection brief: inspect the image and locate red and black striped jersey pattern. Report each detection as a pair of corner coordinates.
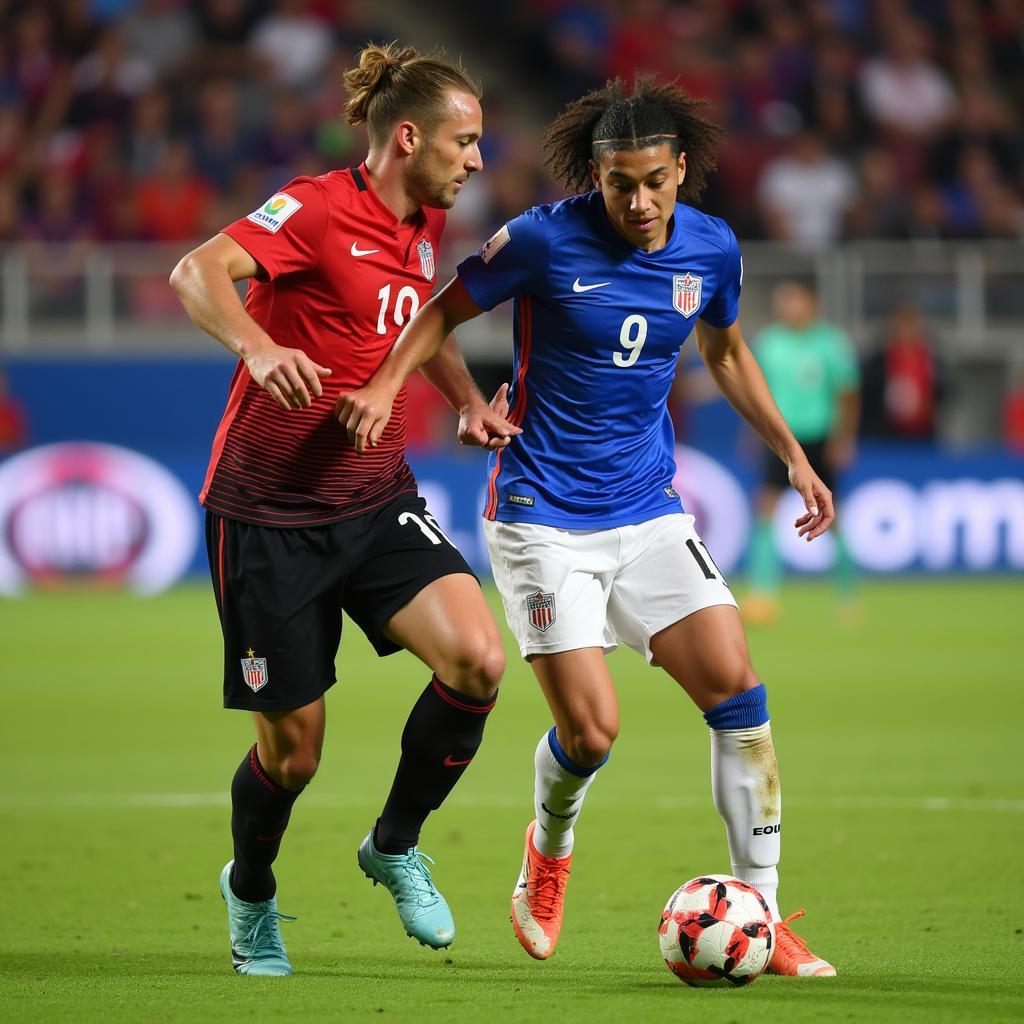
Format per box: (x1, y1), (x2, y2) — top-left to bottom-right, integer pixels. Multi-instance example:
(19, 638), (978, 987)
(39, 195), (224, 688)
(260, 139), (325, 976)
(200, 164), (445, 527)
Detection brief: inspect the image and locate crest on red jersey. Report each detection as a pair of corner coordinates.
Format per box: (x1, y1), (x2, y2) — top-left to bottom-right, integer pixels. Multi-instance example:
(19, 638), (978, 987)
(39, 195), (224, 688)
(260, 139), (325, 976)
(673, 273), (702, 318)
(526, 590), (556, 632)
(417, 239), (435, 281)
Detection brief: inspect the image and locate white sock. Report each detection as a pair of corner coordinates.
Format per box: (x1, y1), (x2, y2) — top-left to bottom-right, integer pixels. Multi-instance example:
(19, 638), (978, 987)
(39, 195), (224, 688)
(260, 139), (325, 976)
(710, 721), (782, 921)
(532, 728), (599, 859)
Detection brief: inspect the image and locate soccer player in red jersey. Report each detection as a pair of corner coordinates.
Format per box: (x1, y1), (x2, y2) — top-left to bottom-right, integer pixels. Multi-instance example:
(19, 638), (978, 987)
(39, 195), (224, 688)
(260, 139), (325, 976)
(170, 43), (518, 975)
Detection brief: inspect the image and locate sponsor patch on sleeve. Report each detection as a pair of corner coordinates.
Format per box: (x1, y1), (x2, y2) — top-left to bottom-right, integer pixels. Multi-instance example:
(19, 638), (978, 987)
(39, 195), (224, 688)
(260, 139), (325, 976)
(479, 224), (511, 264)
(247, 193), (303, 233)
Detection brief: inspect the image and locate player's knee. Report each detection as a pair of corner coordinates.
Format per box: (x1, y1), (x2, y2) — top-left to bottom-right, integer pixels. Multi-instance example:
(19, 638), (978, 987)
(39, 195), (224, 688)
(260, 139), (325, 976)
(439, 632), (505, 699)
(273, 749), (320, 790)
(562, 719), (618, 768)
(707, 662), (760, 705)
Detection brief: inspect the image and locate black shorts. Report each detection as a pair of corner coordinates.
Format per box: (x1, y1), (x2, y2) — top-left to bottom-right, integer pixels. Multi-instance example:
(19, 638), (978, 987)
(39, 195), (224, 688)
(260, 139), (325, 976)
(206, 493), (476, 711)
(762, 439), (833, 494)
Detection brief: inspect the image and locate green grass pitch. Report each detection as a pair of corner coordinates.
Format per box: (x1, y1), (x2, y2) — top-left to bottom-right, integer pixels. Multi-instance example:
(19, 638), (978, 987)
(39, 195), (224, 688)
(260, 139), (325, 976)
(2, 580), (1021, 1022)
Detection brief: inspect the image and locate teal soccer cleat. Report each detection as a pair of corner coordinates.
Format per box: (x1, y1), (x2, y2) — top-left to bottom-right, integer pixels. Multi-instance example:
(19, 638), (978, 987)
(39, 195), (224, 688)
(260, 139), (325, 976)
(219, 861), (295, 976)
(357, 831), (456, 948)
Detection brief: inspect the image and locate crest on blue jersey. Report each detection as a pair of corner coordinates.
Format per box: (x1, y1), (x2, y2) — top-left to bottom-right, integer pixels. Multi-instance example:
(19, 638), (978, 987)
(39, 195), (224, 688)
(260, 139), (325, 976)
(417, 239), (435, 281)
(673, 273), (702, 318)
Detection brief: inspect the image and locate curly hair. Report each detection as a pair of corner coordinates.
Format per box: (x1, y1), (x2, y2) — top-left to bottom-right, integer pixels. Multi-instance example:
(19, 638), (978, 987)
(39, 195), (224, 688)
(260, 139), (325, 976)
(541, 76), (724, 202)
(344, 42), (481, 148)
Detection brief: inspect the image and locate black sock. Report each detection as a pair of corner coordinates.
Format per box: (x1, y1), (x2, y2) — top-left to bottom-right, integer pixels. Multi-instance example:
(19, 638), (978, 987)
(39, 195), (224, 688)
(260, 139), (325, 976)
(374, 675), (497, 854)
(229, 744), (303, 902)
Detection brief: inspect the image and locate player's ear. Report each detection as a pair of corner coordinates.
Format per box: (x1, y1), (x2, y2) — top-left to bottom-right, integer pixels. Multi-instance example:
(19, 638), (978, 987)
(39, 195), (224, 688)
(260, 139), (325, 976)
(677, 151), (687, 186)
(395, 120), (418, 156)
(589, 159), (601, 192)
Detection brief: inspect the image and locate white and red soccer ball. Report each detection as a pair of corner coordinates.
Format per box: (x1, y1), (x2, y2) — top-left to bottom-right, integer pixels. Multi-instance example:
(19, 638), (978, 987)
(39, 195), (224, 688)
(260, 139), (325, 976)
(658, 875), (775, 987)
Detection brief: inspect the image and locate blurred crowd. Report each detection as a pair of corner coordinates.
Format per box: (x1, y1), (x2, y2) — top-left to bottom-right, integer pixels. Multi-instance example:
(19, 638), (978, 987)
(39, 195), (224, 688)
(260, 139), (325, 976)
(2, 0), (1024, 249)
(1, 0), (391, 244)
(516, 0), (1024, 247)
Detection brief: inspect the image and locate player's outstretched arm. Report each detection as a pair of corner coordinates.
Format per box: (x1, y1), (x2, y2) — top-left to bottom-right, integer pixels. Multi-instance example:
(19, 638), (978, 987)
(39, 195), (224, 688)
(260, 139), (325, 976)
(694, 318), (835, 541)
(170, 234), (331, 410)
(418, 339), (522, 450)
(337, 276), (517, 452)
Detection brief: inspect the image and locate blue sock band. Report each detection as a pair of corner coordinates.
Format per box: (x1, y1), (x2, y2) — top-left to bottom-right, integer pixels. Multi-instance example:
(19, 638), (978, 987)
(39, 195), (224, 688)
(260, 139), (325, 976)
(547, 726), (608, 778)
(703, 683), (770, 730)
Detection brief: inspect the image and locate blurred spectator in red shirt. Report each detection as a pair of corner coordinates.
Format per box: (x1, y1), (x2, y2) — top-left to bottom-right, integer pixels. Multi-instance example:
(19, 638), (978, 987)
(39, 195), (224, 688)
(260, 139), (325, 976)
(136, 140), (213, 242)
(861, 303), (944, 440)
(1005, 371), (1024, 454)
(607, 0), (673, 85)
(0, 367), (28, 456)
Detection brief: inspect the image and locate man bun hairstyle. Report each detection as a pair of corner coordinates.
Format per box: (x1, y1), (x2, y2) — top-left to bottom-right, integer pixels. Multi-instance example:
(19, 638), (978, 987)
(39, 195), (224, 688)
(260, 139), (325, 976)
(541, 76), (724, 201)
(344, 42), (482, 148)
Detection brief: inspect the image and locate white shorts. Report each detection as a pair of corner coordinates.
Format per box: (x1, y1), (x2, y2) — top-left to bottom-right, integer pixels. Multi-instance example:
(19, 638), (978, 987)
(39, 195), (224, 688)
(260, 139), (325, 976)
(484, 513), (738, 662)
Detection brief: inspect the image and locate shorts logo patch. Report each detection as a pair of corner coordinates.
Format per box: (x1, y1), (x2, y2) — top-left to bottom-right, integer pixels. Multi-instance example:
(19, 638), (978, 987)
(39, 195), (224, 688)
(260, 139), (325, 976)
(246, 193), (302, 233)
(480, 224), (510, 264)
(417, 238), (435, 280)
(526, 590), (556, 632)
(241, 647), (269, 692)
(672, 272), (702, 318)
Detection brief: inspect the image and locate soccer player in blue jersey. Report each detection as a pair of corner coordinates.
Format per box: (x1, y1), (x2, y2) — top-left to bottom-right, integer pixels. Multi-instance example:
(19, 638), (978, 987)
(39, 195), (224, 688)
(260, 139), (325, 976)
(338, 77), (836, 977)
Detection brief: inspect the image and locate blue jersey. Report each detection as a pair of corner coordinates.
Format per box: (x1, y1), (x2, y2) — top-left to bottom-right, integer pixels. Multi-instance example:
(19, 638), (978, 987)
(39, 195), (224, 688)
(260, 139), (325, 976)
(458, 192), (742, 529)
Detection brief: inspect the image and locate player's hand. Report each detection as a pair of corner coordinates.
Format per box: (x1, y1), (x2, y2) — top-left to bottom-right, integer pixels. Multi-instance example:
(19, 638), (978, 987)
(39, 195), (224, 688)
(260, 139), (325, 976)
(457, 383), (521, 449)
(245, 343), (331, 410)
(335, 384), (395, 452)
(789, 458), (835, 541)
(489, 382), (511, 419)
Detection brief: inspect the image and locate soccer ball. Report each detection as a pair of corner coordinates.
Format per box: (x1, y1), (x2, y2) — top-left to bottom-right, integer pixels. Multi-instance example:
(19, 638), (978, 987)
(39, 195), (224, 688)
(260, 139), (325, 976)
(658, 874), (775, 987)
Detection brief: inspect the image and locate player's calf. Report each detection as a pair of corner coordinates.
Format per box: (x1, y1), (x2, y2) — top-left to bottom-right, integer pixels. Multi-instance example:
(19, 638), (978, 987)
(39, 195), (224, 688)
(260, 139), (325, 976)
(705, 683), (782, 920)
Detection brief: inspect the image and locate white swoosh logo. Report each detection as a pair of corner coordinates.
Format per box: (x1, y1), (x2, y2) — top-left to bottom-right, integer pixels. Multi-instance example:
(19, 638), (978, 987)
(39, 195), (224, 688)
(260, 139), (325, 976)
(572, 278), (611, 292)
(351, 243), (380, 257)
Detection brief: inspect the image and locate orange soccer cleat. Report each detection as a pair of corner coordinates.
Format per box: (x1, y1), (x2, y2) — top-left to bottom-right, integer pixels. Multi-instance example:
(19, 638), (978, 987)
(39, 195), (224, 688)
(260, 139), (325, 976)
(510, 820), (572, 960)
(767, 909), (836, 977)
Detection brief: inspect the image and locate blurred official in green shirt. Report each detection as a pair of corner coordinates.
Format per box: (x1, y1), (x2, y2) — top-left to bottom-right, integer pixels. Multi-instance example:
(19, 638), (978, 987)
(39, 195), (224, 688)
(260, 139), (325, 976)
(746, 280), (860, 623)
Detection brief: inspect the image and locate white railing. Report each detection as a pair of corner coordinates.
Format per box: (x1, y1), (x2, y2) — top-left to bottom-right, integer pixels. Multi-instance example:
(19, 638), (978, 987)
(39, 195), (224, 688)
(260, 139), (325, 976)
(1, 240), (1023, 364)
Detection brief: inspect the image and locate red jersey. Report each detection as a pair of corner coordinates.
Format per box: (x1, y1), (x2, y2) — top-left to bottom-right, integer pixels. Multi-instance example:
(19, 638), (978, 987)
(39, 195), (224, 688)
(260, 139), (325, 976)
(200, 164), (445, 526)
